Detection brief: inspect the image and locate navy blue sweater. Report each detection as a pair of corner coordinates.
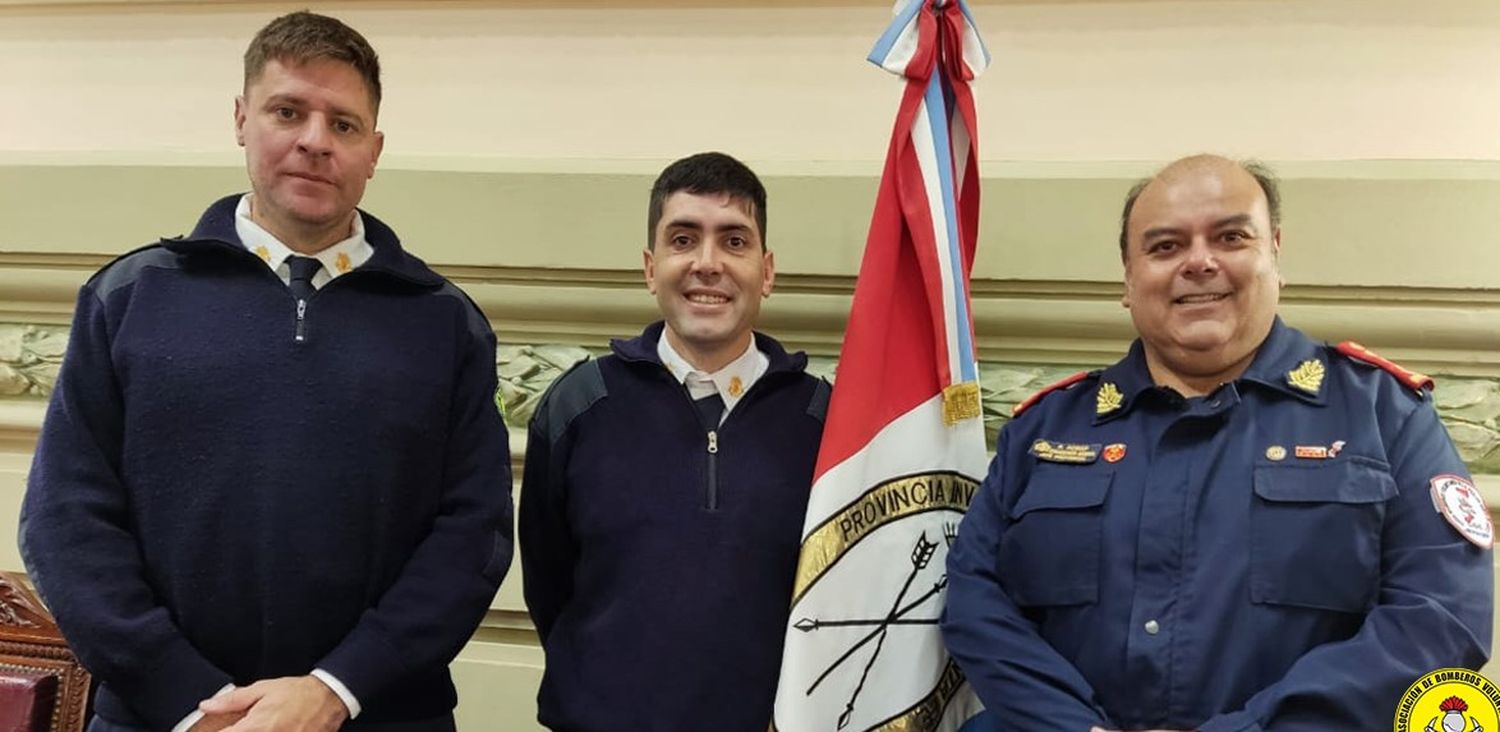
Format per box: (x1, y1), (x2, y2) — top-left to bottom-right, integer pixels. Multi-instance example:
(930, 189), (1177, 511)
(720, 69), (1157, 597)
(20, 195), (512, 730)
(520, 323), (828, 732)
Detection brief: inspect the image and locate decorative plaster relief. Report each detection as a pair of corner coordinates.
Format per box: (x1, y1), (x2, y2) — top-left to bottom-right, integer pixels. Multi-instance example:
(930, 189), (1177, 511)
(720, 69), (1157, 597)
(7, 324), (1499, 472)
(0, 325), (64, 397)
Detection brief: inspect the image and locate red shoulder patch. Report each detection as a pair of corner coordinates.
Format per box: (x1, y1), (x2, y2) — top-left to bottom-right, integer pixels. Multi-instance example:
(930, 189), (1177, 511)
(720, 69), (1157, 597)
(1335, 341), (1435, 394)
(1012, 370), (1092, 417)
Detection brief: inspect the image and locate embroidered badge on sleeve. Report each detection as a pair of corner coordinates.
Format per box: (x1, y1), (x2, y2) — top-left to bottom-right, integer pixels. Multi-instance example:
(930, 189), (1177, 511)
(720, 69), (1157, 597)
(1430, 475), (1493, 549)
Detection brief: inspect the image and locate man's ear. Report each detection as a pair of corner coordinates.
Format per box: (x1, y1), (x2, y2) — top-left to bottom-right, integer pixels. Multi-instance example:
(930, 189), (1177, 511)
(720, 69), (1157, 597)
(760, 249), (776, 298)
(234, 96), (248, 147)
(643, 247), (658, 294)
(1272, 227), (1284, 287)
(368, 130), (384, 179)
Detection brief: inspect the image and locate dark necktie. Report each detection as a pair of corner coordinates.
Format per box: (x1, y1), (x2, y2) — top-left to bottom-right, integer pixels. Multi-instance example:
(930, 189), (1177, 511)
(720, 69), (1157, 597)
(693, 392), (726, 431)
(287, 255), (322, 301)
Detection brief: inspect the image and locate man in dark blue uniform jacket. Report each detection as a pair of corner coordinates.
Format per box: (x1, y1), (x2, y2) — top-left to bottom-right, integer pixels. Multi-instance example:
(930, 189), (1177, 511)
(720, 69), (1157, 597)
(519, 153), (828, 731)
(19, 12), (511, 732)
(944, 155), (1493, 731)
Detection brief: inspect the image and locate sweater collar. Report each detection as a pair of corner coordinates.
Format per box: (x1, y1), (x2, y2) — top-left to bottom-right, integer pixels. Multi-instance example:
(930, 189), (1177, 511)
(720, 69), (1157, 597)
(162, 194), (444, 289)
(612, 321), (808, 377)
(233, 194), (373, 281)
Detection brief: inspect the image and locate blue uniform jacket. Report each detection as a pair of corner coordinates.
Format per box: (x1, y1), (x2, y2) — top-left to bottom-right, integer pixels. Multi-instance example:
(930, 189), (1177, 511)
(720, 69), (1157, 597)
(944, 318), (1492, 731)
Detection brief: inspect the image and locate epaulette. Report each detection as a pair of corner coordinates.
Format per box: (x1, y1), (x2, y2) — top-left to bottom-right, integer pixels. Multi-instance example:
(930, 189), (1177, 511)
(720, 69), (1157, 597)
(84, 242), (173, 292)
(1334, 341), (1434, 394)
(535, 357), (606, 443)
(1011, 370), (1093, 417)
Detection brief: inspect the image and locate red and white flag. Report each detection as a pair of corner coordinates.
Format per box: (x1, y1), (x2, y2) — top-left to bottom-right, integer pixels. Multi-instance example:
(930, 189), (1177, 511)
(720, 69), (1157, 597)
(773, 1), (994, 730)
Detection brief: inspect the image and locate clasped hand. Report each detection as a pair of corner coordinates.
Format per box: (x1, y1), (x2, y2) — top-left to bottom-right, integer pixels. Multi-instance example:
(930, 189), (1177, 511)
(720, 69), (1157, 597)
(191, 676), (348, 732)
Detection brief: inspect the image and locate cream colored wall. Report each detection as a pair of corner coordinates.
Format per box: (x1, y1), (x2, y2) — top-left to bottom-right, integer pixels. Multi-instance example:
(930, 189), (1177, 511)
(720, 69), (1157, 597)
(1, 1), (1498, 730)
(4, 0), (1500, 164)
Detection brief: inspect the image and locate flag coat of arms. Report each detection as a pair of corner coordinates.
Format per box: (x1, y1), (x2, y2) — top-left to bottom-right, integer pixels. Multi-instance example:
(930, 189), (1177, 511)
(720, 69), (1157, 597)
(773, 1), (993, 730)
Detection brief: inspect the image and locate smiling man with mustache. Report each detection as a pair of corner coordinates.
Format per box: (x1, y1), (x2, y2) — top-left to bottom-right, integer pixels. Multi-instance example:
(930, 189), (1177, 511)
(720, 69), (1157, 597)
(1118, 156), (1286, 399)
(943, 155), (1492, 731)
(519, 152), (829, 731)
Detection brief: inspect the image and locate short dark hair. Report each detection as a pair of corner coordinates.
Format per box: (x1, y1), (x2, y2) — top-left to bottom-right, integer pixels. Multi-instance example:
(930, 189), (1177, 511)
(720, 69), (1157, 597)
(647, 152), (768, 249)
(244, 11), (382, 112)
(1118, 159), (1281, 255)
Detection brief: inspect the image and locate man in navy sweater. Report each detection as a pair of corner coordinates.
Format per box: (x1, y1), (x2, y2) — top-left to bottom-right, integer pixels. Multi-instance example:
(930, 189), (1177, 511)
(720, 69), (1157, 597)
(519, 152), (828, 731)
(19, 12), (511, 732)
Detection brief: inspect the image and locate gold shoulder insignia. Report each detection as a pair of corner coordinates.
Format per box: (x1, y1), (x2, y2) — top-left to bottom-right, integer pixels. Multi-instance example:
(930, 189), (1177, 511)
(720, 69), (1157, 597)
(1286, 359), (1325, 395)
(1096, 382), (1124, 415)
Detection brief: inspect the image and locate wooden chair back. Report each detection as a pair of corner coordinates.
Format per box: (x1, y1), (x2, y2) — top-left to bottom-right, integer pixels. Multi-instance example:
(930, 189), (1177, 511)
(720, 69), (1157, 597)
(0, 573), (89, 732)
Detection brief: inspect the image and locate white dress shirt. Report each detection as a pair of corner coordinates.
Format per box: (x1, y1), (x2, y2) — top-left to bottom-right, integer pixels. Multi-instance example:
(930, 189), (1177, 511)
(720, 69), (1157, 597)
(656, 332), (769, 424)
(169, 194), (368, 732)
(234, 193), (373, 288)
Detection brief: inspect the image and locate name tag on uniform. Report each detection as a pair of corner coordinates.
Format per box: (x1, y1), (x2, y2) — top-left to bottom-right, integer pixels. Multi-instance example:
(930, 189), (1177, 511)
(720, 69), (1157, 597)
(1030, 439), (1100, 464)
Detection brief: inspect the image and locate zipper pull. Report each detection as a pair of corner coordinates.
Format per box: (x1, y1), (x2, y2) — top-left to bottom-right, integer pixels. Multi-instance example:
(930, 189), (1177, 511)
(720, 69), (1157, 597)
(707, 430), (718, 454)
(295, 298), (308, 342)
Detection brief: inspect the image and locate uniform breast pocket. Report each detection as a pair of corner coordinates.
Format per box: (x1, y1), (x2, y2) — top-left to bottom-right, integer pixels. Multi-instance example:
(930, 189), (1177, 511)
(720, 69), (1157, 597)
(999, 470), (1111, 607)
(1250, 457), (1396, 613)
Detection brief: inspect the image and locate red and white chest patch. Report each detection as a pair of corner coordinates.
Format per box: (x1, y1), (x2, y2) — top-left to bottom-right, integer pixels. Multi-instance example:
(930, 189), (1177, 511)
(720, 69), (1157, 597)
(1431, 474), (1493, 549)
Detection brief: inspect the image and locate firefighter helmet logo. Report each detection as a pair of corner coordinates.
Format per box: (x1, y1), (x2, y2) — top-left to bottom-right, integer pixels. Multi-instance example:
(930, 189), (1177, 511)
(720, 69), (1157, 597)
(1434, 696), (1479, 732)
(1395, 669), (1500, 732)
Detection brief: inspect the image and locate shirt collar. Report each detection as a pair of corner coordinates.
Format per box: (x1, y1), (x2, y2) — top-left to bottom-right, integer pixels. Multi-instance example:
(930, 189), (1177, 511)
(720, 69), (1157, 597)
(1236, 316), (1328, 406)
(656, 333), (769, 413)
(1092, 339), (1158, 424)
(1093, 316), (1324, 424)
(234, 193), (373, 280)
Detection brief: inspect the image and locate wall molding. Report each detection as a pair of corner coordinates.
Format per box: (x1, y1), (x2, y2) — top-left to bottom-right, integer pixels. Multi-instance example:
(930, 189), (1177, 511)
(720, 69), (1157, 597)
(3, 255), (1497, 375)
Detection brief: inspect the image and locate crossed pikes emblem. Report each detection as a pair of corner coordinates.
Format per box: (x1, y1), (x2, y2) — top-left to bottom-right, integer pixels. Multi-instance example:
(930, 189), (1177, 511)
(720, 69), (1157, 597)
(792, 525), (955, 730)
